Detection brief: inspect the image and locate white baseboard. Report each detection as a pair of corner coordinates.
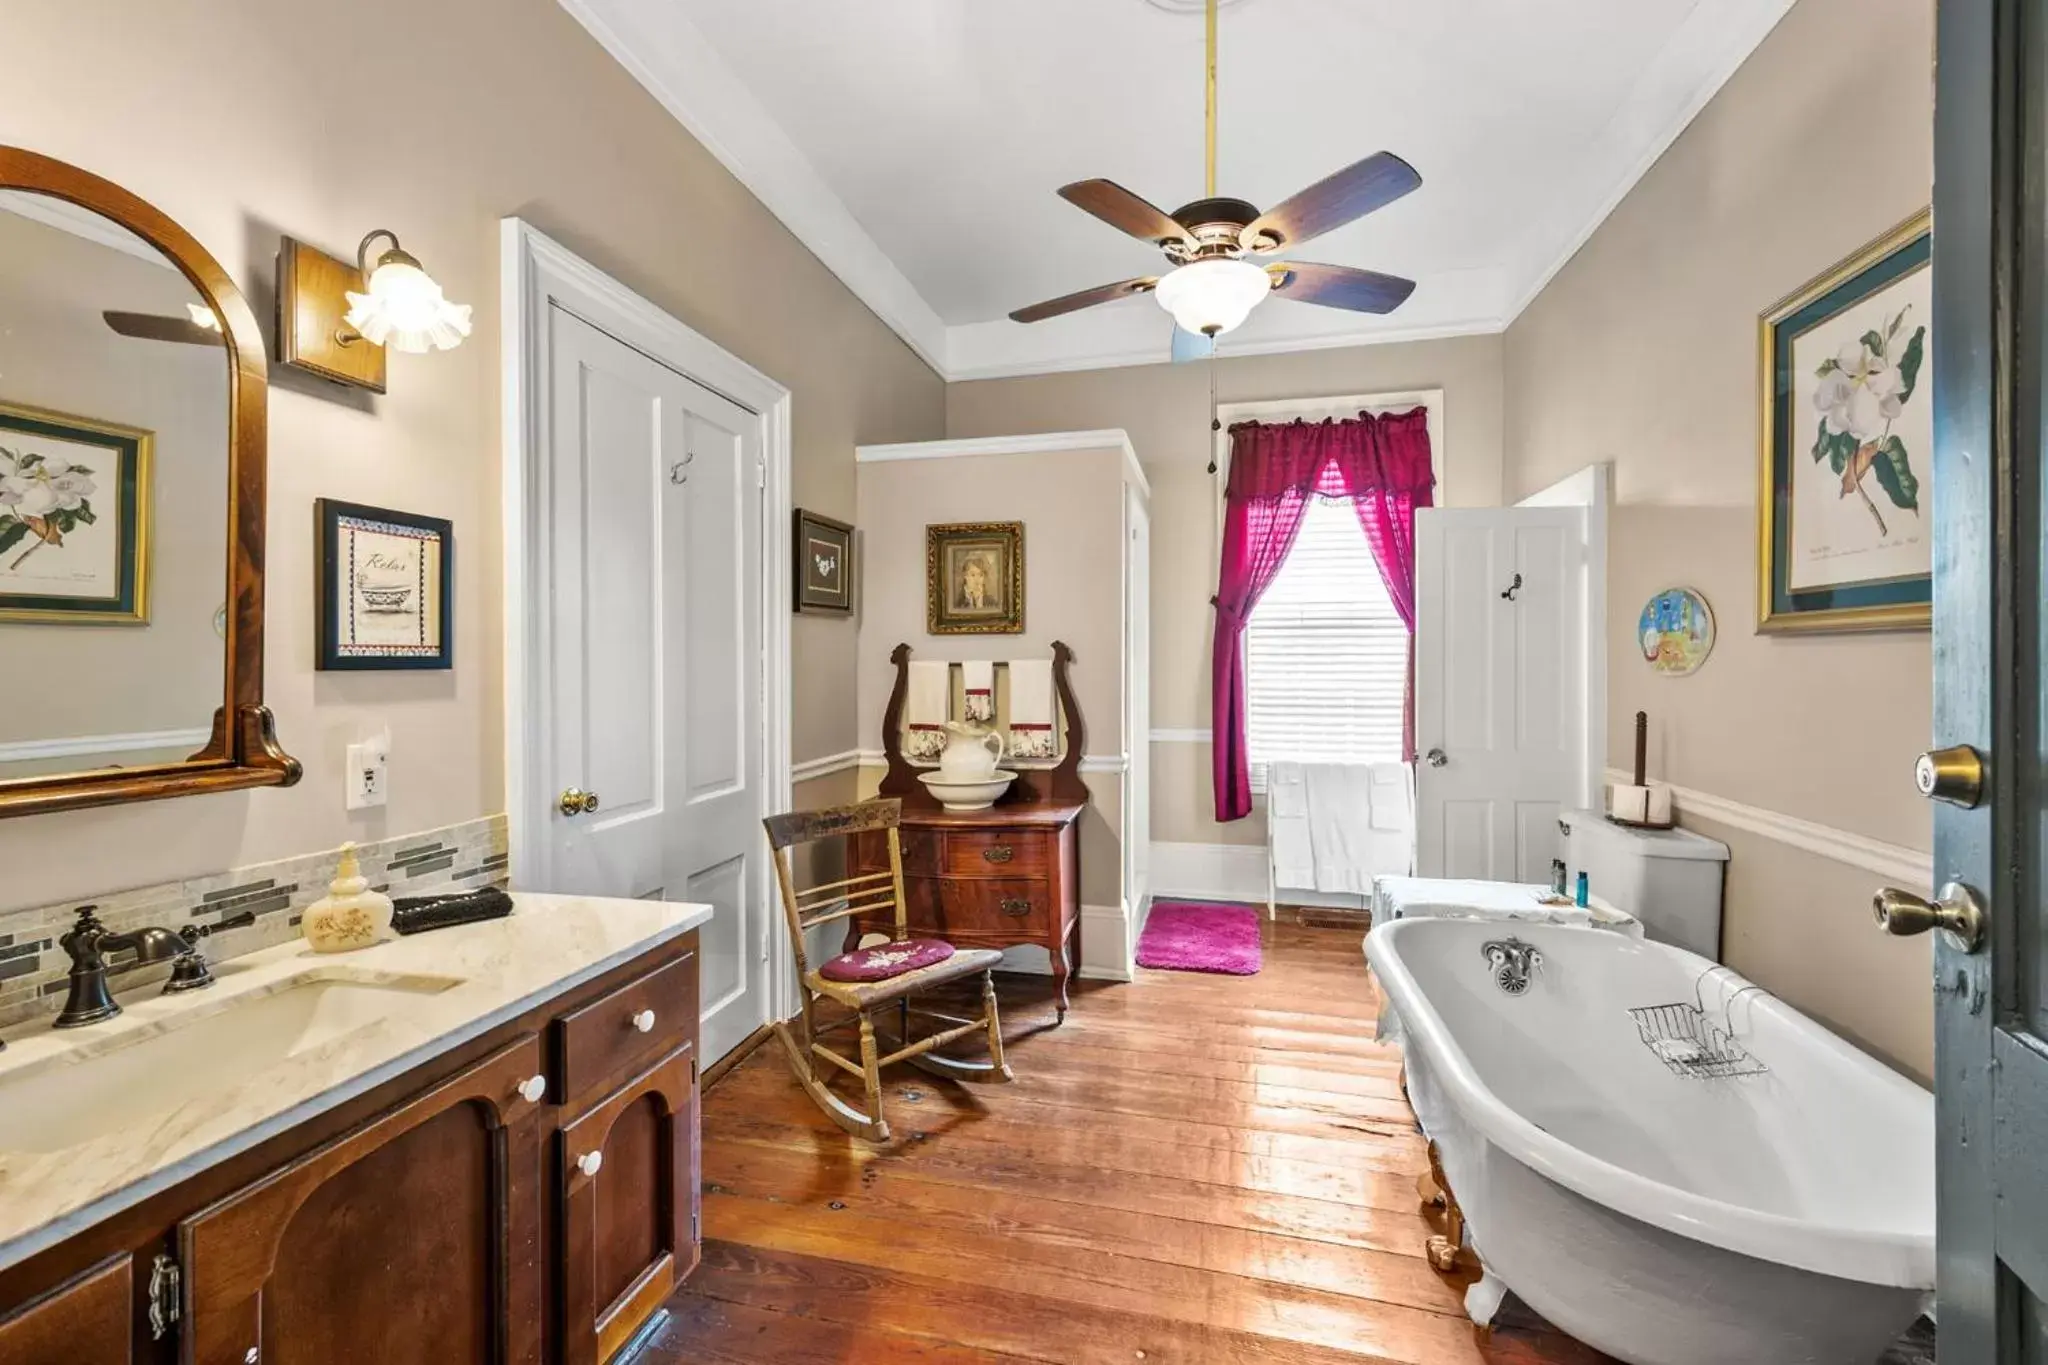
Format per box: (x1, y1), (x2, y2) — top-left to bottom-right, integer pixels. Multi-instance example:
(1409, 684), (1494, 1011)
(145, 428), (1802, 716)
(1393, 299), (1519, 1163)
(993, 902), (1133, 982)
(1148, 841), (1269, 903)
(1602, 768), (1932, 887)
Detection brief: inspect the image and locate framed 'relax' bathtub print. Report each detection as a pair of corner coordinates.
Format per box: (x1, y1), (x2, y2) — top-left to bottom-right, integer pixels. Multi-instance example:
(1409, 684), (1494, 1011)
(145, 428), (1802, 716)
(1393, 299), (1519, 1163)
(315, 498), (453, 670)
(1757, 210), (1931, 634)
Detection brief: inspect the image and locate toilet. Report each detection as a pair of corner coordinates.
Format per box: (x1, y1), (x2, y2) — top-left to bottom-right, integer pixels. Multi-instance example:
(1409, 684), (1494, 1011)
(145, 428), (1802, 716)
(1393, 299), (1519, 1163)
(1560, 809), (1730, 961)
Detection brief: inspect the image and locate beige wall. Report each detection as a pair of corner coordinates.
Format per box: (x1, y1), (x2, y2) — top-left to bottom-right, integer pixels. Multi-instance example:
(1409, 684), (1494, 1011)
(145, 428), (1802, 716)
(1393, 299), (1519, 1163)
(0, 209), (227, 748)
(948, 335), (1504, 846)
(854, 444), (1131, 908)
(1502, 0), (1934, 1078)
(0, 0), (941, 914)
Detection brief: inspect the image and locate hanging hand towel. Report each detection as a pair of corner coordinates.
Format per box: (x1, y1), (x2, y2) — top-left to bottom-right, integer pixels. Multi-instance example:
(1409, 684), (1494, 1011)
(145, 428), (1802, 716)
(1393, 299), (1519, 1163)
(962, 660), (995, 724)
(1006, 657), (1057, 759)
(906, 660), (949, 761)
(1367, 762), (1412, 833)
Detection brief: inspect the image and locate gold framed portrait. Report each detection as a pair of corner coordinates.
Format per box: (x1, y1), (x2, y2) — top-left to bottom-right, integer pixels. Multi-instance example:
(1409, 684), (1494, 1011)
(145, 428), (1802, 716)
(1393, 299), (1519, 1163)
(926, 521), (1023, 635)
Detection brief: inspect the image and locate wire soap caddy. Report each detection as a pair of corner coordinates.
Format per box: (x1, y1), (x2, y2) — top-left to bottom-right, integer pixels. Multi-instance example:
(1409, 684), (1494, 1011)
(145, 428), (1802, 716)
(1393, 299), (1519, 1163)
(1628, 966), (1769, 1079)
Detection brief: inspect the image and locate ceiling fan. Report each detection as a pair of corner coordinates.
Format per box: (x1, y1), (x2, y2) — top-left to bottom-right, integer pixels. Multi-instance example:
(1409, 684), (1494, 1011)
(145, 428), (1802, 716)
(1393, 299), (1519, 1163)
(1008, 0), (1420, 355)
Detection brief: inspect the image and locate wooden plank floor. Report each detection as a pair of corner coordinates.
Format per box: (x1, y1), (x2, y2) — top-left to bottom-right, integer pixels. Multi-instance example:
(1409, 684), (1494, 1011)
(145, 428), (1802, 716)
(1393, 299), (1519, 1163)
(646, 915), (1616, 1364)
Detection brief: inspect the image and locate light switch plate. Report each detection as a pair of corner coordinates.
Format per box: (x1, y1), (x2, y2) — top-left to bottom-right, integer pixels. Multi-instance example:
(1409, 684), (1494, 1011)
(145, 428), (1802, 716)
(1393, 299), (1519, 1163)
(345, 739), (388, 810)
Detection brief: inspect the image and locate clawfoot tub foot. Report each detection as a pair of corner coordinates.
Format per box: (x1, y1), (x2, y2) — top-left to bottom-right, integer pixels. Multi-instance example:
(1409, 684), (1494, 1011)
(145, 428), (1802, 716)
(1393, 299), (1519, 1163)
(1464, 1269), (1507, 1331)
(1422, 1141), (1468, 1272)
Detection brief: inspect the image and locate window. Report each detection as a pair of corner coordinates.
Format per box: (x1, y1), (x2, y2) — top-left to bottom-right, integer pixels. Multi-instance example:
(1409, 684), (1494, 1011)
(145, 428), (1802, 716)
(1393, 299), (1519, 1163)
(1244, 496), (1407, 780)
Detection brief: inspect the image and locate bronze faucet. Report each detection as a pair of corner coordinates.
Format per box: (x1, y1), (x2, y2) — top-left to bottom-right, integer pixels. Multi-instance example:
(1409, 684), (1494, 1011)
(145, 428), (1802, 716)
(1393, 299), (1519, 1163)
(54, 905), (253, 1028)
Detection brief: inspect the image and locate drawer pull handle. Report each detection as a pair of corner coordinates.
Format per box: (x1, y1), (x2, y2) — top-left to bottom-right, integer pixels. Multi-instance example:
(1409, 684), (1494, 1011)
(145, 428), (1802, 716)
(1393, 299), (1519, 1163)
(981, 846), (1015, 864)
(1000, 898), (1033, 917)
(518, 1074), (547, 1104)
(577, 1150), (604, 1178)
(631, 1008), (657, 1033)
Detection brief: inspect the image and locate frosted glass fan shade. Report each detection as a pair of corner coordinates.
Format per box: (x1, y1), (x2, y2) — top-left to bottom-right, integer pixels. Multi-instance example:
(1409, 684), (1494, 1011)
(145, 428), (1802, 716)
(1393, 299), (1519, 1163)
(1153, 258), (1271, 336)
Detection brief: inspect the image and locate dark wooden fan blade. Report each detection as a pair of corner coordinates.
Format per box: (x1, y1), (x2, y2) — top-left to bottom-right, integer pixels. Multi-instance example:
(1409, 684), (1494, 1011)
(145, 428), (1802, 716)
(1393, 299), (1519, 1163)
(1057, 180), (1196, 248)
(1267, 262), (1417, 314)
(1009, 276), (1159, 324)
(1242, 152), (1421, 252)
(102, 310), (224, 347)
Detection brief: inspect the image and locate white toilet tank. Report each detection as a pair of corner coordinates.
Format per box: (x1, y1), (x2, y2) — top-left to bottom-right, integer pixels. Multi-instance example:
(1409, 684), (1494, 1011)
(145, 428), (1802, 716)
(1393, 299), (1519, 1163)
(1560, 809), (1729, 960)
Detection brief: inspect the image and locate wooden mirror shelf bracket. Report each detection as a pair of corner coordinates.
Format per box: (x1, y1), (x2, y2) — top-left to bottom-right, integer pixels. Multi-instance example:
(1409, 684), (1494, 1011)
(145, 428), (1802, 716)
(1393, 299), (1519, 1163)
(878, 640), (1088, 808)
(0, 147), (299, 819)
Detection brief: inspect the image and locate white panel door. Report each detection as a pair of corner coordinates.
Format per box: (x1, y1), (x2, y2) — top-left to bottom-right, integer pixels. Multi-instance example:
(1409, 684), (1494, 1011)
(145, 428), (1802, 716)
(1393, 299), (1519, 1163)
(544, 304), (767, 1064)
(1413, 507), (1585, 880)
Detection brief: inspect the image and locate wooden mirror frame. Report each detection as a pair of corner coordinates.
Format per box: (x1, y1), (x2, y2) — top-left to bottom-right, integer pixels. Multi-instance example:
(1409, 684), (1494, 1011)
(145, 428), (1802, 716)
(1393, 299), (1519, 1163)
(0, 148), (299, 817)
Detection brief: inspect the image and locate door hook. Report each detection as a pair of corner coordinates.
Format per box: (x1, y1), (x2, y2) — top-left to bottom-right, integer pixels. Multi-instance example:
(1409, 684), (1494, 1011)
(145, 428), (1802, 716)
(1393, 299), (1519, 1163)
(1500, 573), (1522, 602)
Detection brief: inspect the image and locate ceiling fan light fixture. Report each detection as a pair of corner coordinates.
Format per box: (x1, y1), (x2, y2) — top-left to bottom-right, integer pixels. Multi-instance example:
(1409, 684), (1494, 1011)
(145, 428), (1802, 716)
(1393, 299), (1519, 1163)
(1153, 258), (1270, 336)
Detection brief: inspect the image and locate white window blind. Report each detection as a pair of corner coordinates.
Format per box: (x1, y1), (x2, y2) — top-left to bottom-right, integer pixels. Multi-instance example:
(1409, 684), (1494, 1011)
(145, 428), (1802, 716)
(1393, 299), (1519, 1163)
(1244, 496), (1407, 778)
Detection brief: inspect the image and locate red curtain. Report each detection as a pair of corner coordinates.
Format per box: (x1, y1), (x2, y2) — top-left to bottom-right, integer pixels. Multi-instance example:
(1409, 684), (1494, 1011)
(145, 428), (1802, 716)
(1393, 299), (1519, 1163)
(1211, 408), (1436, 822)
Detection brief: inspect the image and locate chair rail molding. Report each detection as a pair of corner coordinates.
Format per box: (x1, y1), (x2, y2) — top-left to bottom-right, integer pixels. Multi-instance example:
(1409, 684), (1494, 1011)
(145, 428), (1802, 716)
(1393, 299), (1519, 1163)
(1601, 769), (1933, 888)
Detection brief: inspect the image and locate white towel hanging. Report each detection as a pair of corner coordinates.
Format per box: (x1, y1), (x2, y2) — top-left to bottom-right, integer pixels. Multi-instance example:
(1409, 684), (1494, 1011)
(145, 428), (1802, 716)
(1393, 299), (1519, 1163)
(906, 660), (949, 761)
(1006, 658), (1056, 758)
(962, 660), (995, 724)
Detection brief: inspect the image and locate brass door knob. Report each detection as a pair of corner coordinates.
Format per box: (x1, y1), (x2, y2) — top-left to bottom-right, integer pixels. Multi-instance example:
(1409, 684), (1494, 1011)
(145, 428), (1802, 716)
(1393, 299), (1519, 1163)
(1914, 745), (1984, 808)
(558, 787), (600, 817)
(1873, 881), (1986, 953)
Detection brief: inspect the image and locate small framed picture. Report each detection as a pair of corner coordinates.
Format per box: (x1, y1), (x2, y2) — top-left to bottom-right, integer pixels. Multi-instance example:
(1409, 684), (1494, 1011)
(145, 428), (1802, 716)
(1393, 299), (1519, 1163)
(926, 521), (1024, 635)
(316, 499), (453, 670)
(0, 400), (151, 624)
(793, 508), (854, 615)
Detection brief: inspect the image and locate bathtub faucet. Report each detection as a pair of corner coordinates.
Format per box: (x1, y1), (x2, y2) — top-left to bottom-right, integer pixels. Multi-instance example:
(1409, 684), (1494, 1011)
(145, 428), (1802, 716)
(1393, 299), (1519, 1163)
(1481, 937), (1542, 995)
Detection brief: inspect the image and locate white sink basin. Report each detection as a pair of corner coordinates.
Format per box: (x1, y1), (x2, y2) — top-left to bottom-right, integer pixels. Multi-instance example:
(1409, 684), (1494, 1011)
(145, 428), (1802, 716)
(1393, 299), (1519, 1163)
(0, 968), (463, 1154)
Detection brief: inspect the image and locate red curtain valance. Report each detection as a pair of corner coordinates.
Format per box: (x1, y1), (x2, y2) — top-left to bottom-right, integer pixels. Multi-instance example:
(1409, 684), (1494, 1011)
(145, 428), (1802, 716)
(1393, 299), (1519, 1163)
(1224, 407), (1435, 504)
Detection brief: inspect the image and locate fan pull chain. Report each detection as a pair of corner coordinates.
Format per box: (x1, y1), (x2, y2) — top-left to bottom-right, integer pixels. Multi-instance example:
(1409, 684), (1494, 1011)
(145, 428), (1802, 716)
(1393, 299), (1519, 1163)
(1207, 350), (1220, 475)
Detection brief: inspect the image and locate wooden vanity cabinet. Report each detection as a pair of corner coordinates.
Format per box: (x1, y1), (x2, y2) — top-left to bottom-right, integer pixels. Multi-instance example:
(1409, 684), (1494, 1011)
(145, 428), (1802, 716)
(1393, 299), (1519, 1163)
(0, 932), (699, 1365)
(0, 1253), (134, 1365)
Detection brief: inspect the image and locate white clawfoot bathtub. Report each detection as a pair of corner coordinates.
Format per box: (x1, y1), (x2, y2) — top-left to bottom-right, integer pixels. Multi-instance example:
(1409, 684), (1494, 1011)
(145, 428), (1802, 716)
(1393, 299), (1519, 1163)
(1365, 918), (1933, 1365)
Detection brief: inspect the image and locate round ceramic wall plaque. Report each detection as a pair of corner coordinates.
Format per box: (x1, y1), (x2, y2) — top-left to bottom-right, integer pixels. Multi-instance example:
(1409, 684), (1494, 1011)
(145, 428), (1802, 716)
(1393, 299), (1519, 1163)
(1639, 586), (1715, 677)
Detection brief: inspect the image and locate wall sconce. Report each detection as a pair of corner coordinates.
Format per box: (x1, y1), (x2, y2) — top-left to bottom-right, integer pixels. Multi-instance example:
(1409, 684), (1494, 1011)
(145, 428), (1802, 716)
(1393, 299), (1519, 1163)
(277, 230), (471, 393)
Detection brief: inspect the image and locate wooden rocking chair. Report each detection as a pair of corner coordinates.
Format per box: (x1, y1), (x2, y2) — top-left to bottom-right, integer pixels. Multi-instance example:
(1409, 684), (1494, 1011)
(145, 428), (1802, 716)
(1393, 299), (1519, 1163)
(763, 798), (1014, 1141)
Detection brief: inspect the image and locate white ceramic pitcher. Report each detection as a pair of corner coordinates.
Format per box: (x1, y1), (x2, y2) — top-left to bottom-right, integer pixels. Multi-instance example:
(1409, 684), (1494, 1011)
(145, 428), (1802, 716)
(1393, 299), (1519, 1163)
(936, 721), (1004, 782)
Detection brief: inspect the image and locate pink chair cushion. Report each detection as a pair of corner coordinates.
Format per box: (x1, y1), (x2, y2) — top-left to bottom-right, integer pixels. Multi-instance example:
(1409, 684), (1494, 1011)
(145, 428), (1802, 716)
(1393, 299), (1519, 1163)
(818, 937), (957, 983)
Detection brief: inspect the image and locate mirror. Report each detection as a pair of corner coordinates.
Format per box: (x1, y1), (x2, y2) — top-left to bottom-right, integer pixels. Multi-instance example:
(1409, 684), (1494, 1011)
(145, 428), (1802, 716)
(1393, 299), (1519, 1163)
(0, 190), (228, 779)
(0, 149), (297, 815)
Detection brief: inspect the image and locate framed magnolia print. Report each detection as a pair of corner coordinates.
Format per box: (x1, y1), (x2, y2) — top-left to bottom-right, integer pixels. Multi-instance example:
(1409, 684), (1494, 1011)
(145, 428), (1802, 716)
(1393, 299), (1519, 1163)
(0, 400), (150, 624)
(316, 498), (453, 670)
(1758, 210), (1931, 633)
(793, 508), (854, 615)
(926, 521), (1024, 635)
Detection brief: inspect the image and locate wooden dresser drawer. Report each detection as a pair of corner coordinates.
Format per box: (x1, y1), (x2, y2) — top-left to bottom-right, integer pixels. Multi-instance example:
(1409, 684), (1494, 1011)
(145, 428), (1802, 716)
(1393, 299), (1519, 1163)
(941, 829), (1050, 879)
(940, 878), (1052, 935)
(554, 949), (697, 1102)
(852, 827), (939, 876)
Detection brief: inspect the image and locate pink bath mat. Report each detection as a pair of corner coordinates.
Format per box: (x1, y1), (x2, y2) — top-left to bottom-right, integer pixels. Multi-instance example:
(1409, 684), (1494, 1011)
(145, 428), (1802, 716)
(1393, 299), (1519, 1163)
(1136, 901), (1263, 975)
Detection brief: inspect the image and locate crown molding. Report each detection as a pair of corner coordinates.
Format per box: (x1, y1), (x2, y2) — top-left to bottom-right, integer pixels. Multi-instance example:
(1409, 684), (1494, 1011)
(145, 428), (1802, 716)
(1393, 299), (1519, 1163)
(564, 0), (1792, 381)
(0, 189), (174, 269)
(857, 429), (1148, 497)
(556, 0), (950, 373)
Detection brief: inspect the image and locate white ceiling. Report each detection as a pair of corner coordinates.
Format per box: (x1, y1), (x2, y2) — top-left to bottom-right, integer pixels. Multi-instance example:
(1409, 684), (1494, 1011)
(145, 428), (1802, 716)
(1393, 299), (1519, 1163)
(563, 0), (1793, 379)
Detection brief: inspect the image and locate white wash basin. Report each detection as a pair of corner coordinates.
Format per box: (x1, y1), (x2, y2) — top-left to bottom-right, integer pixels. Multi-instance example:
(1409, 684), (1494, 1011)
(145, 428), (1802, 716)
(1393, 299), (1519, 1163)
(0, 968), (463, 1153)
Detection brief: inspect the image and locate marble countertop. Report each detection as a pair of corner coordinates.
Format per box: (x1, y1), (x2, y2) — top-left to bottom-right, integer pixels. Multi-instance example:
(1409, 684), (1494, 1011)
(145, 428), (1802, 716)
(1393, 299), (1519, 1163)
(0, 892), (711, 1274)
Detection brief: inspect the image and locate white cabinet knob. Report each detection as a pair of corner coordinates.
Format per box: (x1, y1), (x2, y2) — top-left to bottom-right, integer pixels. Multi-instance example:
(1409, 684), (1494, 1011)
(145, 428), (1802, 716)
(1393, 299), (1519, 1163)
(631, 1008), (656, 1034)
(518, 1074), (546, 1104)
(576, 1150), (603, 1178)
